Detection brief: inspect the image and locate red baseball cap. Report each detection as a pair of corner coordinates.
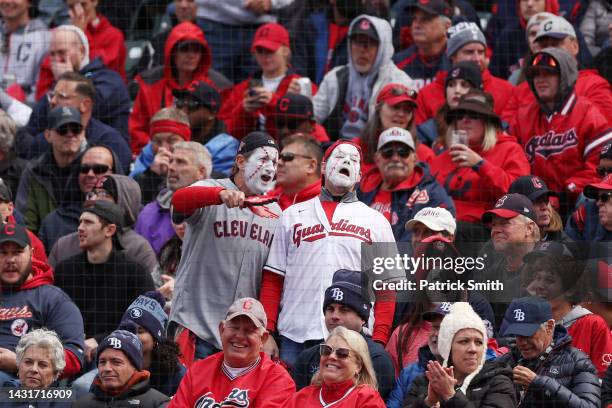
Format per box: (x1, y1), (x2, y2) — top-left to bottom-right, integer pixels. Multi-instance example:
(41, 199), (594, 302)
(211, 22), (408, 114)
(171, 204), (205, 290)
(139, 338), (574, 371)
(584, 173), (612, 199)
(251, 23), (290, 52)
(376, 83), (418, 108)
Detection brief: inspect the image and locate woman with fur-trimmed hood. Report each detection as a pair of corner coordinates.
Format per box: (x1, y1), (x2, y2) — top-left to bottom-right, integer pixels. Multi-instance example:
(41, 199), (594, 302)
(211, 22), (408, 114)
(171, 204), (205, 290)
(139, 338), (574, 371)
(403, 303), (516, 407)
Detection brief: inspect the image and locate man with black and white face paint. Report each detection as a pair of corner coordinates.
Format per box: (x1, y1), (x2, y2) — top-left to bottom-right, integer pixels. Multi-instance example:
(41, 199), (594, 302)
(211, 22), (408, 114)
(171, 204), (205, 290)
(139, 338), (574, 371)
(260, 140), (405, 369)
(170, 131), (282, 362)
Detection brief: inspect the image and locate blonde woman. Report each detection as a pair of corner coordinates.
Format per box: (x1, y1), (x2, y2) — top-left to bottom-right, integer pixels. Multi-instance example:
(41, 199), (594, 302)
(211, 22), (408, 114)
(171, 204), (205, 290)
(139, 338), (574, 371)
(286, 326), (386, 407)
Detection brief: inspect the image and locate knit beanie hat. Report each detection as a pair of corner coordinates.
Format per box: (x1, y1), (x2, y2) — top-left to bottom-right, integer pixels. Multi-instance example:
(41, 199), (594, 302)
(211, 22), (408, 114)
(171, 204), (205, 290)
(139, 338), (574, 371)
(437, 302), (488, 394)
(446, 22), (487, 58)
(97, 324), (143, 371)
(323, 269), (371, 322)
(120, 291), (168, 343)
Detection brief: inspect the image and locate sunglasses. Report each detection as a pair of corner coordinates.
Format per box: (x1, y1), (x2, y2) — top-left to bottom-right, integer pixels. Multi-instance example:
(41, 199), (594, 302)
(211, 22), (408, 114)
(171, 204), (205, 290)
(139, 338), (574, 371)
(276, 118), (307, 131)
(597, 192), (612, 203)
(597, 167), (612, 177)
(56, 123), (83, 136)
(390, 86), (417, 99)
(379, 145), (412, 159)
(80, 164), (110, 175)
(319, 344), (351, 359)
(531, 53), (558, 68)
(279, 152), (312, 162)
(175, 98), (205, 112)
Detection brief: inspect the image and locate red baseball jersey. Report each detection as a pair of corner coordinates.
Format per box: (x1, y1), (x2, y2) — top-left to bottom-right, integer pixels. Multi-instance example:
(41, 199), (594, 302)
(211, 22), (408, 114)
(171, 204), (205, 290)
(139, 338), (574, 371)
(513, 93), (612, 193)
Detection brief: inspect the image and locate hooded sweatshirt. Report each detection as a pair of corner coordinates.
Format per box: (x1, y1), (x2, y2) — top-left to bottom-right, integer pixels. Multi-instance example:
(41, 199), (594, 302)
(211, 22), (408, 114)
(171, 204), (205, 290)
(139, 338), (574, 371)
(129, 22), (214, 154)
(313, 15), (413, 140)
(0, 259), (85, 377)
(515, 47), (612, 194)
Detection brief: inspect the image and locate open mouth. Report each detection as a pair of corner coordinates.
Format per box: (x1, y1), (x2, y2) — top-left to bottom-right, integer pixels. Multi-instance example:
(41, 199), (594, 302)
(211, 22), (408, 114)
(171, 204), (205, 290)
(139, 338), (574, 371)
(261, 174), (272, 183)
(339, 168), (350, 177)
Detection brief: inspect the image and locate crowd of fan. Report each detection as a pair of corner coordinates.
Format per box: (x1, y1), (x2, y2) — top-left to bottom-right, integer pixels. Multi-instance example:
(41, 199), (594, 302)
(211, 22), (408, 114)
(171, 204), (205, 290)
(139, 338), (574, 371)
(0, 0), (610, 406)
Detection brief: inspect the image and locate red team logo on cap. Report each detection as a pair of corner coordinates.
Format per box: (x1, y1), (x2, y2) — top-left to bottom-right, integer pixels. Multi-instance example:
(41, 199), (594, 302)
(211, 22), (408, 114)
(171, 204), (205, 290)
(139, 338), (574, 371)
(243, 300), (253, 311)
(279, 98), (290, 112)
(360, 19), (370, 30)
(1, 223), (15, 236)
(531, 177), (543, 189)
(495, 195), (508, 208)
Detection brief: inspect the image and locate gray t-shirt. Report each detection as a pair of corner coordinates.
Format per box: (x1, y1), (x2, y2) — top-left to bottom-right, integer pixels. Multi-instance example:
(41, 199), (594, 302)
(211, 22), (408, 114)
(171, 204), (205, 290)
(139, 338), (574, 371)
(169, 178), (281, 348)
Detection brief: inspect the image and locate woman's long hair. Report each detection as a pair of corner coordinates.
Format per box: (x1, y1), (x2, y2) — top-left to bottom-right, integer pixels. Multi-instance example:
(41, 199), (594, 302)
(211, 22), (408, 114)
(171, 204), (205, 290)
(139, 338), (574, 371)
(395, 301), (429, 371)
(148, 338), (182, 389)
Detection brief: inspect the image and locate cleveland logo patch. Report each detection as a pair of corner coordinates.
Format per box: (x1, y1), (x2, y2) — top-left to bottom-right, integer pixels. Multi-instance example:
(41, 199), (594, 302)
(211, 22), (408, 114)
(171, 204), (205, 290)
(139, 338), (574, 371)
(525, 129), (578, 162)
(195, 389), (250, 407)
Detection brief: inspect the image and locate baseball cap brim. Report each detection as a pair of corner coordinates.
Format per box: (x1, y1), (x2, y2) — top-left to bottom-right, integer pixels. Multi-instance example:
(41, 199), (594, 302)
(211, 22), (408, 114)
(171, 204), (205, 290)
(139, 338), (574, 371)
(0, 236), (29, 248)
(422, 310), (447, 321)
(584, 183), (612, 199)
(52, 117), (81, 130)
(481, 209), (521, 223)
(383, 95), (418, 108)
(225, 311), (265, 329)
(405, 218), (446, 232)
(500, 322), (541, 337)
(536, 32), (569, 41)
(527, 189), (557, 201)
(409, 3), (440, 15)
(251, 40), (281, 52)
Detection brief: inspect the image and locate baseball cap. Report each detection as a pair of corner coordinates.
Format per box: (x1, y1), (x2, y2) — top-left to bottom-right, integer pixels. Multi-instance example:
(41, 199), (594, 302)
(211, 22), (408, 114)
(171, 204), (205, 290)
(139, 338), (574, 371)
(0, 223), (30, 248)
(422, 302), (453, 321)
(523, 241), (574, 264)
(508, 175), (557, 202)
(172, 80), (221, 113)
(526, 12), (557, 41)
(0, 179), (12, 202)
(225, 297), (267, 329)
(600, 143), (612, 161)
(408, 0), (452, 19)
(406, 207), (456, 234)
(237, 131), (278, 155)
(275, 93), (314, 121)
(584, 173), (612, 199)
(48, 106), (81, 130)
(376, 83), (418, 108)
(445, 61), (483, 89)
(251, 23), (290, 52)
(377, 127), (416, 151)
(500, 296), (552, 337)
(535, 16), (576, 41)
(97, 326), (143, 370)
(446, 22), (486, 58)
(349, 17), (380, 42)
(481, 193), (537, 223)
(82, 200), (124, 230)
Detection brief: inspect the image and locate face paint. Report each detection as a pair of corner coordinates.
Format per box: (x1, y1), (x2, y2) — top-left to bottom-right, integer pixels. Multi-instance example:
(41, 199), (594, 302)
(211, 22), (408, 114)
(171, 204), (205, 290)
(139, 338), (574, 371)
(325, 143), (361, 189)
(244, 146), (278, 195)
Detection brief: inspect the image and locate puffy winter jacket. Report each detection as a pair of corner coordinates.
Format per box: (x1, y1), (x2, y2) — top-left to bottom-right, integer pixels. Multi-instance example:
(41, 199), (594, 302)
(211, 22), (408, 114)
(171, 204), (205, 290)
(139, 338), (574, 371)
(403, 360), (517, 408)
(496, 325), (601, 408)
(73, 375), (169, 408)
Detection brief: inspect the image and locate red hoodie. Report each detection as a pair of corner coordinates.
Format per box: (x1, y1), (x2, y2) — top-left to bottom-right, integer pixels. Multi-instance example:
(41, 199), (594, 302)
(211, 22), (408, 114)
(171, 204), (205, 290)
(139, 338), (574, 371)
(269, 179), (322, 210)
(429, 132), (530, 222)
(35, 14), (127, 101)
(129, 22), (214, 153)
(415, 69), (515, 124)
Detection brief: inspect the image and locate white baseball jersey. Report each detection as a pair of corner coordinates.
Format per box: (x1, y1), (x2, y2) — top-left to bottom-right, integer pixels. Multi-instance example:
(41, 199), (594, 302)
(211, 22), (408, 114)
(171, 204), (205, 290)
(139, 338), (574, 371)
(264, 196), (403, 343)
(170, 178), (281, 348)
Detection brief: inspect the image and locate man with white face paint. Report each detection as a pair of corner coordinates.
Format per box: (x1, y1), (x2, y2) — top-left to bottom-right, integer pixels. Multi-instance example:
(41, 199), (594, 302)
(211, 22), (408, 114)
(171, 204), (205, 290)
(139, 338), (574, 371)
(170, 131), (282, 363)
(260, 140), (405, 368)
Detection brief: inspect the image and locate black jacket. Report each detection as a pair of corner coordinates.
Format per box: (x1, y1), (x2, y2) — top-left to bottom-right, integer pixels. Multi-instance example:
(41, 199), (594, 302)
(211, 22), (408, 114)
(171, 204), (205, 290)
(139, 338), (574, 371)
(496, 325), (601, 408)
(403, 360), (517, 408)
(293, 333), (395, 399)
(73, 377), (169, 408)
(603, 364), (612, 407)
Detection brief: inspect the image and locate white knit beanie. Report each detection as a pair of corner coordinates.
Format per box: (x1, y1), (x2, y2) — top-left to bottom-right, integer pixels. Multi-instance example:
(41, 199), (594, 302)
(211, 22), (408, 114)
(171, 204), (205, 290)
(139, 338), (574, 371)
(437, 302), (488, 394)
(55, 25), (90, 68)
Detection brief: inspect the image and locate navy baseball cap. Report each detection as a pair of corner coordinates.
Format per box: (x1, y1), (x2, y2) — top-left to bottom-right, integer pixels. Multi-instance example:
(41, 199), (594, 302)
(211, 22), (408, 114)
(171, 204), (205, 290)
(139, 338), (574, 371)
(0, 223), (30, 248)
(349, 17), (380, 42)
(508, 176), (557, 202)
(482, 193), (537, 223)
(422, 302), (453, 321)
(500, 296), (552, 337)
(172, 80), (221, 113)
(237, 131), (278, 155)
(523, 241), (573, 264)
(600, 143), (612, 161)
(48, 106), (81, 130)
(275, 93), (315, 121)
(408, 0), (452, 18)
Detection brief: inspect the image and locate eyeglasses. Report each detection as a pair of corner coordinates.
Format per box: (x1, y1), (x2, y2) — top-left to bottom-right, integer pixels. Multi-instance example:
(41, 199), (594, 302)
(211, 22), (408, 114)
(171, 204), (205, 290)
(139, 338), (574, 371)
(56, 123), (83, 136)
(390, 86), (417, 99)
(379, 145), (412, 159)
(80, 164), (110, 175)
(175, 98), (205, 112)
(597, 192), (612, 203)
(319, 344), (351, 359)
(597, 167), (612, 177)
(279, 152), (312, 162)
(47, 90), (79, 104)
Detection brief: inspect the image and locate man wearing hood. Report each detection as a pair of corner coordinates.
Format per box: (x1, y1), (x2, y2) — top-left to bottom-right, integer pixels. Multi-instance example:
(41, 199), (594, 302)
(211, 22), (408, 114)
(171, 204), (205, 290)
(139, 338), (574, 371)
(502, 16), (612, 129)
(314, 15), (413, 141)
(513, 47), (611, 206)
(357, 127), (454, 242)
(0, 222), (85, 382)
(260, 140), (404, 368)
(169, 132), (281, 363)
(130, 21), (219, 155)
(47, 174), (158, 275)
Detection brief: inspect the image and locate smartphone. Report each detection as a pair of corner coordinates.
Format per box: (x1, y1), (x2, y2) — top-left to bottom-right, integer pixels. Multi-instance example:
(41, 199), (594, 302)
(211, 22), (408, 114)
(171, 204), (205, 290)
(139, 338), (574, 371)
(248, 79), (263, 98)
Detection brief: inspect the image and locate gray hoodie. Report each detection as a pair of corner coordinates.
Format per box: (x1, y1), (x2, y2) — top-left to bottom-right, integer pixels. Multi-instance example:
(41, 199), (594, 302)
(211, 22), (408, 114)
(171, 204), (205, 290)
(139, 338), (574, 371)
(527, 47), (578, 116)
(48, 175), (158, 273)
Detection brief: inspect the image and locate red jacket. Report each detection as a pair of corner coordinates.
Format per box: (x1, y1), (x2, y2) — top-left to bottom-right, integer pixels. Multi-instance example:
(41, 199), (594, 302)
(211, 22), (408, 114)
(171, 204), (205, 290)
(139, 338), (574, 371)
(219, 72), (317, 140)
(567, 313), (612, 378)
(415, 69), (514, 124)
(429, 132), (530, 222)
(129, 22), (214, 153)
(169, 352), (296, 408)
(287, 381), (386, 408)
(36, 15), (126, 100)
(513, 93), (611, 194)
(502, 69), (612, 130)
